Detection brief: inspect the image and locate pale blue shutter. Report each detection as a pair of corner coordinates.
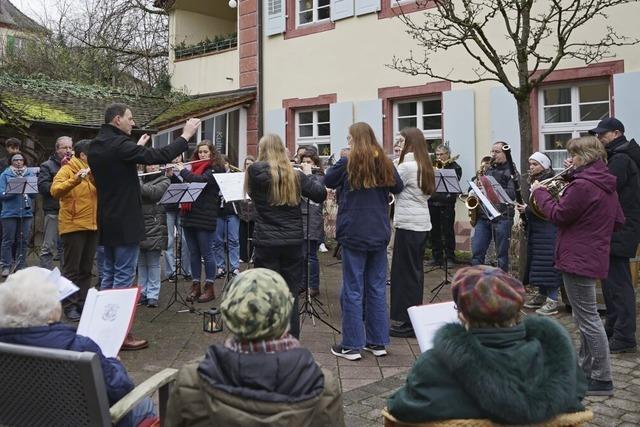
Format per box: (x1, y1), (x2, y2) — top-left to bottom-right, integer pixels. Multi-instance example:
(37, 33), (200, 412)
(331, 0), (355, 21)
(264, 108), (286, 142)
(490, 86), (521, 169)
(443, 89), (476, 187)
(355, 99), (383, 144)
(330, 102), (354, 156)
(265, 0), (285, 36)
(355, 0), (380, 16)
(613, 71), (640, 140)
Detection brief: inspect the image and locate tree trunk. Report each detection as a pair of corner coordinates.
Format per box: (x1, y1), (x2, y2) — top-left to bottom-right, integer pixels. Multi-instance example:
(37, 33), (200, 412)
(516, 95), (533, 197)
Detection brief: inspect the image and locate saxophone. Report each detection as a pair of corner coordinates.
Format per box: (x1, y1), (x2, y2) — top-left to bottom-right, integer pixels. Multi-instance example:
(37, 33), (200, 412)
(459, 161), (490, 227)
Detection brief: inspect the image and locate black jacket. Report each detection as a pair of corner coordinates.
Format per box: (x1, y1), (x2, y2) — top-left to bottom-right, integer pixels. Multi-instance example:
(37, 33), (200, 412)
(247, 162), (326, 247)
(140, 175), (170, 251)
(478, 161), (518, 220)
(430, 161), (462, 206)
(88, 124), (187, 246)
(301, 175), (325, 241)
(179, 164), (225, 231)
(38, 154), (63, 214)
(606, 136), (640, 257)
(524, 169), (563, 288)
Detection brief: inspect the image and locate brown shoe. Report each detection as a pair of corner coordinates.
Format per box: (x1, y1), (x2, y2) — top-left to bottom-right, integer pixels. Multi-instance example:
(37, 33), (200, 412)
(198, 281), (215, 303)
(186, 282), (201, 303)
(121, 333), (148, 351)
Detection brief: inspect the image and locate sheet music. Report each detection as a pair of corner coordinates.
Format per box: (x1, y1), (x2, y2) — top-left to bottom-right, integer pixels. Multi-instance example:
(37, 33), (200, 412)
(483, 176), (515, 204)
(408, 301), (460, 352)
(77, 288), (139, 358)
(468, 181), (501, 220)
(214, 172), (249, 202)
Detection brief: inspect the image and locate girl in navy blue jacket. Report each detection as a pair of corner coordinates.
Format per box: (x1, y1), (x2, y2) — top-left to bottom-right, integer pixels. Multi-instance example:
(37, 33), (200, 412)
(324, 122), (403, 360)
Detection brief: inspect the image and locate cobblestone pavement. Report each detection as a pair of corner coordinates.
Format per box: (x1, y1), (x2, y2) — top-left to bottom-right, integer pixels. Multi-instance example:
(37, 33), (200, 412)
(119, 252), (640, 426)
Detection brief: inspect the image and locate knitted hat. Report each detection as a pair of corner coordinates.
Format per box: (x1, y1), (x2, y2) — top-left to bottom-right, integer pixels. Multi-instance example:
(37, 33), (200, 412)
(220, 268), (293, 340)
(529, 152), (551, 170)
(451, 265), (525, 324)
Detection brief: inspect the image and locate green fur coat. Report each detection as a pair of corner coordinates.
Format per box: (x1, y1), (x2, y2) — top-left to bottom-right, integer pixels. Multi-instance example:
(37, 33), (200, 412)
(387, 316), (587, 424)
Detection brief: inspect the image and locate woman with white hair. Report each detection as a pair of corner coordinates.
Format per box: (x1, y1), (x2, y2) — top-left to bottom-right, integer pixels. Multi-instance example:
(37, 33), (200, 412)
(0, 267), (155, 427)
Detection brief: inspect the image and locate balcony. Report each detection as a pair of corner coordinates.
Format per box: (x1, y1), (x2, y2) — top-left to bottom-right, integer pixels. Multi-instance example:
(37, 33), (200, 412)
(174, 33), (237, 60)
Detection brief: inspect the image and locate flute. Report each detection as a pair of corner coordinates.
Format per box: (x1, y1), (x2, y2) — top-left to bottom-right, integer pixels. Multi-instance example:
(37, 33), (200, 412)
(138, 160), (201, 176)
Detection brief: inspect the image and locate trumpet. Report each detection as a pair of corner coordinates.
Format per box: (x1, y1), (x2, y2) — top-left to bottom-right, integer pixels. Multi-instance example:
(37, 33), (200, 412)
(433, 154), (460, 169)
(228, 164), (242, 172)
(529, 166), (574, 219)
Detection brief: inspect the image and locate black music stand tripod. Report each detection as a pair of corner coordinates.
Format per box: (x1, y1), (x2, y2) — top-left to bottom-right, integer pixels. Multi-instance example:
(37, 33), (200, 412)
(299, 198), (340, 334)
(152, 182), (206, 321)
(428, 169), (461, 303)
(6, 176), (37, 273)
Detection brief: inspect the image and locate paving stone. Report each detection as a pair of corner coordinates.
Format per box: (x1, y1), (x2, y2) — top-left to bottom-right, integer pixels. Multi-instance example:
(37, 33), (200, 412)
(590, 403), (624, 418)
(605, 398), (640, 412)
(621, 412), (640, 423)
(339, 366), (382, 380)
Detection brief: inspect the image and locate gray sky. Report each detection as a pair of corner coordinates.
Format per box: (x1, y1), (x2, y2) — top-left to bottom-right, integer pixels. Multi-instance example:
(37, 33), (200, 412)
(13, 0), (60, 24)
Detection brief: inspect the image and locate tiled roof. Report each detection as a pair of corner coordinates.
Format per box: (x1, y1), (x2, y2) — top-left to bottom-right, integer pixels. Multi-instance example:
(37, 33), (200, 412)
(0, 0), (46, 32)
(0, 74), (174, 129)
(147, 89), (256, 128)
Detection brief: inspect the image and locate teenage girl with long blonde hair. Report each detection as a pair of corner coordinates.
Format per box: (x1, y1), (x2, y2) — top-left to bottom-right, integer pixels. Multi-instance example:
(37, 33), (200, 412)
(244, 134), (326, 338)
(324, 122), (404, 360)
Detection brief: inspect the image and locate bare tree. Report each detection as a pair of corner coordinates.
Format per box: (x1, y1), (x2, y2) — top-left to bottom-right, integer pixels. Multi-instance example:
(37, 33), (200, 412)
(391, 0), (640, 180)
(1, 0), (169, 92)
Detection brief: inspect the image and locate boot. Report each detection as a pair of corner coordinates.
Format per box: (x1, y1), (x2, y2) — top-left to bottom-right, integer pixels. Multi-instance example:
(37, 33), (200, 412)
(121, 333), (148, 351)
(198, 281), (215, 303)
(186, 282), (201, 303)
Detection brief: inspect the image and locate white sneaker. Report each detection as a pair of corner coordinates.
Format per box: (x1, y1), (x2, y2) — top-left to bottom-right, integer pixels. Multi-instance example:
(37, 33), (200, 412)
(318, 243), (328, 253)
(524, 293), (547, 309)
(536, 298), (559, 316)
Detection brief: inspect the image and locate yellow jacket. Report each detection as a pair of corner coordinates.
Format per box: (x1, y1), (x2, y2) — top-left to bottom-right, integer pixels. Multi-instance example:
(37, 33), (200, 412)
(51, 156), (98, 235)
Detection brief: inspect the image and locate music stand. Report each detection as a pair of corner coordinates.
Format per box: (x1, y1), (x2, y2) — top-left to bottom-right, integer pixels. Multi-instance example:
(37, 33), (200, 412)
(6, 176), (37, 272)
(151, 182), (206, 321)
(428, 170), (461, 303)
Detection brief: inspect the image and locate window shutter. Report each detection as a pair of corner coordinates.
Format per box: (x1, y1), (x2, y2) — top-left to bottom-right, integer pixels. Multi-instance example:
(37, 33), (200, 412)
(355, 0), (380, 16)
(355, 100), (383, 144)
(329, 102), (354, 156)
(613, 72), (640, 141)
(490, 86), (520, 167)
(264, 108), (286, 142)
(443, 90), (476, 188)
(264, 0), (285, 36)
(331, 0), (355, 21)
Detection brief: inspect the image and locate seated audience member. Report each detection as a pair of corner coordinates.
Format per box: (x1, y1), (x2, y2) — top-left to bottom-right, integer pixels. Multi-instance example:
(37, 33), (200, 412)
(166, 268), (344, 427)
(387, 265), (586, 425)
(0, 267), (156, 427)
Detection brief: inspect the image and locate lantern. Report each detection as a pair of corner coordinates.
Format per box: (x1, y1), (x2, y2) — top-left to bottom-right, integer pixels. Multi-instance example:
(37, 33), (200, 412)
(203, 308), (223, 333)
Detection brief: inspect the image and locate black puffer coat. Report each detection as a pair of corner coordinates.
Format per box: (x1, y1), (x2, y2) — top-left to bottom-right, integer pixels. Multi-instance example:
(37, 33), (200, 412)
(301, 175), (325, 241)
(38, 154), (62, 214)
(247, 162), (326, 247)
(606, 136), (640, 257)
(180, 164), (225, 231)
(524, 169), (562, 288)
(140, 174), (170, 251)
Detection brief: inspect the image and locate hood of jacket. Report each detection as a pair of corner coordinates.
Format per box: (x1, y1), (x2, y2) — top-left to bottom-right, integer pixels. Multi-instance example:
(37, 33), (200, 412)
(66, 155), (88, 173)
(569, 159), (617, 194)
(0, 323), (78, 349)
(197, 344), (325, 404)
(607, 136), (640, 169)
(432, 316), (585, 424)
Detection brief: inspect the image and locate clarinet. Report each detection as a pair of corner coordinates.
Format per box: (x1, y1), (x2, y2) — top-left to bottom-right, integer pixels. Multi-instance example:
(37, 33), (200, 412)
(501, 145), (527, 228)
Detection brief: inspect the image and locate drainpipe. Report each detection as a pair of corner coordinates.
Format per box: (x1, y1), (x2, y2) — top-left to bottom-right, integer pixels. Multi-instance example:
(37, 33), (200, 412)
(257, 0), (264, 139)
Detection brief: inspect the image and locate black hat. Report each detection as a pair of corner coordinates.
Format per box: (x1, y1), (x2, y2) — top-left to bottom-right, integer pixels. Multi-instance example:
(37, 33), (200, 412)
(589, 117), (625, 135)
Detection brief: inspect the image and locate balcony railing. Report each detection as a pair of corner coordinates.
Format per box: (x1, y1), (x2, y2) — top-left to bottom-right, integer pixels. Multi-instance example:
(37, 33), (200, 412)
(174, 33), (238, 60)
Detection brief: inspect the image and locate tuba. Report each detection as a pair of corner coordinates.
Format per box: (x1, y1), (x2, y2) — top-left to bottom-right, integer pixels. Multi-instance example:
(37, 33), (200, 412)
(529, 166), (573, 219)
(433, 154), (460, 169)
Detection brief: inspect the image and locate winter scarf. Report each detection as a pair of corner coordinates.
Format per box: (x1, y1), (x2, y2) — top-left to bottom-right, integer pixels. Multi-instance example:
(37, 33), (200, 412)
(180, 159), (210, 214)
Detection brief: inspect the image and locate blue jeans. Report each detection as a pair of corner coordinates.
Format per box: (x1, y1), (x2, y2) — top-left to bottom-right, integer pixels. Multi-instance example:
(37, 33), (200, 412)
(539, 286), (560, 301)
(213, 214), (240, 272)
(116, 396), (155, 427)
(183, 227), (216, 283)
(138, 249), (161, 300)
(164, 212), (191, 278)
(563, 273), (612, 382)
(471, 217), (512, 272)
(100, 244), (140, 289)
(302, 239), (320, 290)
(340, 246), (389, 350)
(1, 217), (32, 270)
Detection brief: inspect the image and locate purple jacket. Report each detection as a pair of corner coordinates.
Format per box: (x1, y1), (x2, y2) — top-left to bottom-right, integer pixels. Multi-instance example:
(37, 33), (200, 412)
(532, 159), (624, 279)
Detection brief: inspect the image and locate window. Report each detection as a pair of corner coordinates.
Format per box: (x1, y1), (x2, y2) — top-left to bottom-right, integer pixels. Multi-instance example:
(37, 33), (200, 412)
(296, 108), (331, 156)
(539, 81), (610, 169)
(152, 108), (242, 167)
(297, 0), (330, 26)
(393, 98), (443, 151)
